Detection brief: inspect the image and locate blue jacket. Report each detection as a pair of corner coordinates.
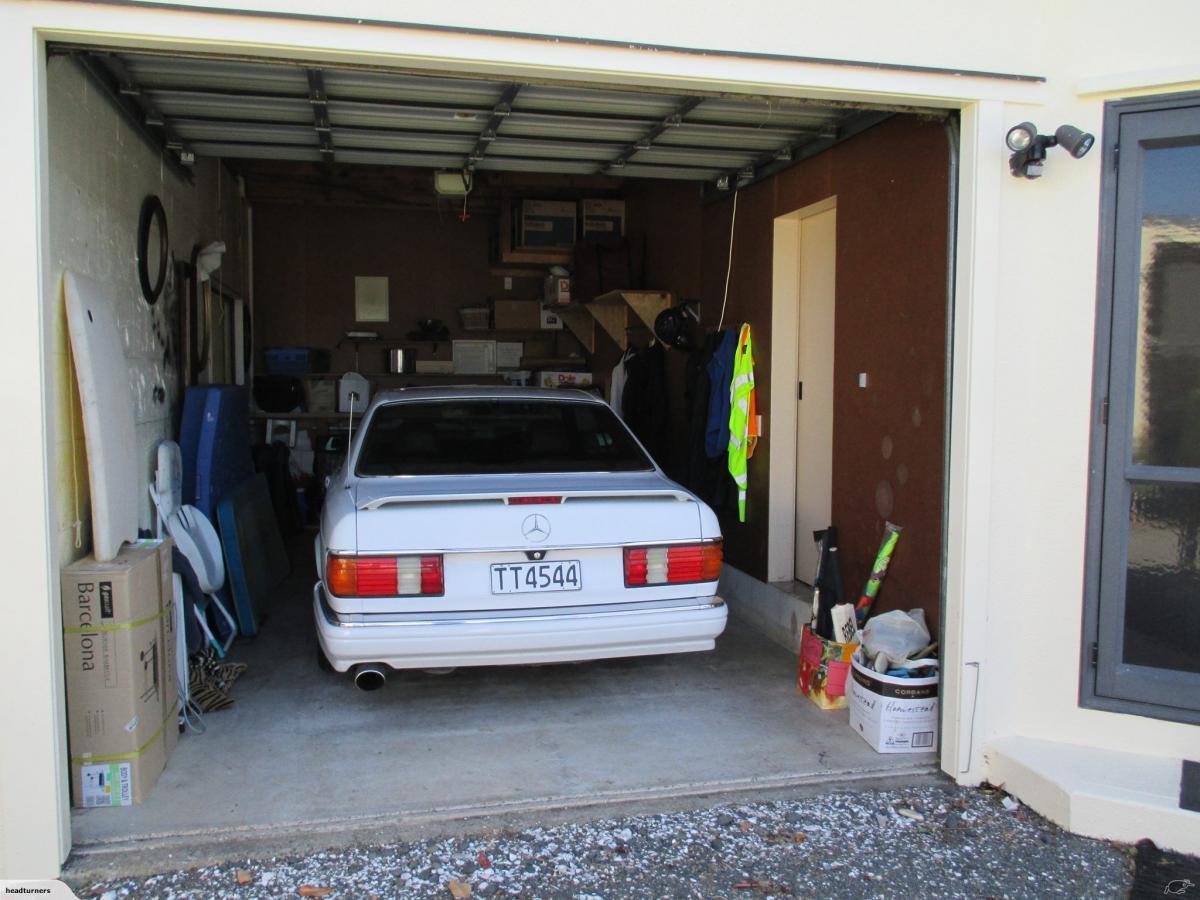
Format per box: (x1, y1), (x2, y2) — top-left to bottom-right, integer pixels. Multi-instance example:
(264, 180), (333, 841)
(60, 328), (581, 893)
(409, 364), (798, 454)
(704, 329), (736, 458)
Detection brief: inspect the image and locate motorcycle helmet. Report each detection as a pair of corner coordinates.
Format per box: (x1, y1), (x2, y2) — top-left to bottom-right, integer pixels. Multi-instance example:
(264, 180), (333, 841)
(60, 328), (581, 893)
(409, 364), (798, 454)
(653, 306), (693, 351)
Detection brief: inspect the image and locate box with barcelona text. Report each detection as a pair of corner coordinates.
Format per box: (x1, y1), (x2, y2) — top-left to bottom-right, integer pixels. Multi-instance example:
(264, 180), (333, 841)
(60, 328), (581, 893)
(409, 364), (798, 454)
(61, 540), (177, 807)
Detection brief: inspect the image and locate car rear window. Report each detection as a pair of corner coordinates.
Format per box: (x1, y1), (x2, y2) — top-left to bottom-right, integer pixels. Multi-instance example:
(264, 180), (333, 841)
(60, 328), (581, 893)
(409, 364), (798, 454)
(355, 399), (655, 476)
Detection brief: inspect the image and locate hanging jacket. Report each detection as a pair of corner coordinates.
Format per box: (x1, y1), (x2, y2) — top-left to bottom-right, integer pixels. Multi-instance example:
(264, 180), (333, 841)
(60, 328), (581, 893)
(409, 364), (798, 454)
(728, 323), (755, 523)
(704, 329), (736, 458)
(610, 348), (633, 419)
(622, 342), (671, 468)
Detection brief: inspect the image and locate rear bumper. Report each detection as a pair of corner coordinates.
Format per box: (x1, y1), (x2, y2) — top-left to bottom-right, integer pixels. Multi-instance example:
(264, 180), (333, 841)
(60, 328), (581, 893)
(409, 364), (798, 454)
(313, 583), (727, 672)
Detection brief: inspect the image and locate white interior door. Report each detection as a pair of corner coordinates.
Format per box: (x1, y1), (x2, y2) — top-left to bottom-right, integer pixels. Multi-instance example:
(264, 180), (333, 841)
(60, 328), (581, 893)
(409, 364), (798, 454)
(793, 204), (836, 582)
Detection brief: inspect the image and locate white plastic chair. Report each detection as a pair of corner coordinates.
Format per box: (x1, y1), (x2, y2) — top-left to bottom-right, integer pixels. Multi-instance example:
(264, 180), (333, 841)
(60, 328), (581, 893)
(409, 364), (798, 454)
(150, 441), (238, 657)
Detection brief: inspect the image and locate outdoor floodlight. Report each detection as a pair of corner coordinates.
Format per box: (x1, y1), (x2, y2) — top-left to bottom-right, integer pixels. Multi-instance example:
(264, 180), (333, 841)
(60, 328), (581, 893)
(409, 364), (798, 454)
(1006, 122), (1095, 179)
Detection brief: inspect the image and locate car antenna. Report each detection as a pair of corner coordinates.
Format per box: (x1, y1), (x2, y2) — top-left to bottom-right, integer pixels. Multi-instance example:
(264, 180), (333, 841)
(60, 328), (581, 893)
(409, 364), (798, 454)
(346, 391), (358, 455)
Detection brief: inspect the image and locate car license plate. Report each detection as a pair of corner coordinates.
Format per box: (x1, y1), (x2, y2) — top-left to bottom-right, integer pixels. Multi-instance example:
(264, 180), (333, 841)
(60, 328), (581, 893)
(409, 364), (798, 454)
(490, 560), (582, 594)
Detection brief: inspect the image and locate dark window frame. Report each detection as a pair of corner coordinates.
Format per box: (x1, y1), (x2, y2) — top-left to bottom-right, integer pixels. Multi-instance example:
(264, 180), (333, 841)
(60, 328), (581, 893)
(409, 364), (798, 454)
(1081, 90), (1200, 725)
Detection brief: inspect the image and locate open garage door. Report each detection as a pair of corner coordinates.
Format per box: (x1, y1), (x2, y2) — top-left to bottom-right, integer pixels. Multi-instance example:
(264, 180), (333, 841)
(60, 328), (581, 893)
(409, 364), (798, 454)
(43, 42), (953, 875)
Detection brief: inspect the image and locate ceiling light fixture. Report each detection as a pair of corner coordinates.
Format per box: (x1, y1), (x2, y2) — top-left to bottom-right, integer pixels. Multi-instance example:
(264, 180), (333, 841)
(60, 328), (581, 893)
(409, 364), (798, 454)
(1006, 122), (1095, 179)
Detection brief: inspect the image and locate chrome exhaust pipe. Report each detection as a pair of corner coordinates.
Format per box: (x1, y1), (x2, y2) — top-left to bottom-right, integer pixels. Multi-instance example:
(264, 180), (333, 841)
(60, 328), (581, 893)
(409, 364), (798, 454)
(352, 663), (387, 691)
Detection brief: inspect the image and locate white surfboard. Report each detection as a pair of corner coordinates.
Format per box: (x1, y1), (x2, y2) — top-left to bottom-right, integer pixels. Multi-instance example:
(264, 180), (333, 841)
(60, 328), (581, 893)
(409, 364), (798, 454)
(64, 272), (140, 561)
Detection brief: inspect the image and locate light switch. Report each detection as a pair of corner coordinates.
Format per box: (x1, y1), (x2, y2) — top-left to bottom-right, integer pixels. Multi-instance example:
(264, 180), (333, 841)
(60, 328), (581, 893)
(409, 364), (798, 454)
(504, 276), (513, 291)
(858, 372), (869, 388)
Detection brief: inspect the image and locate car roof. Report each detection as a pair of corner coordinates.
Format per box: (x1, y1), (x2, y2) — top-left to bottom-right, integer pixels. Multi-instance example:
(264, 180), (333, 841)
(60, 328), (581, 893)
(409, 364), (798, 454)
(370, 385), (602, 405)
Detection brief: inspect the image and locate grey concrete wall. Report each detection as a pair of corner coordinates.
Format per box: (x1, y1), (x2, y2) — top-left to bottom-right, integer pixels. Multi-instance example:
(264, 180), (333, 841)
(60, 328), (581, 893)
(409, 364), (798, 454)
(45, 54), (248, 563)
(719, 565), (813, 656)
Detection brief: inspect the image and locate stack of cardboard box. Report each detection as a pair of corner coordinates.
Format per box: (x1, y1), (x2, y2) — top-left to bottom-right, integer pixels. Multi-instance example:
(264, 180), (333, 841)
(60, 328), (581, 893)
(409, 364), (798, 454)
(61, 539), (179, 808)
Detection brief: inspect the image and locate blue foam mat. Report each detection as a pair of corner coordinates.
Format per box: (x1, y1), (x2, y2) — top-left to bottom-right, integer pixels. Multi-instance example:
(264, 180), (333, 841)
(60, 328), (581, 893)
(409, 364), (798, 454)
(193, 386), (254, 520)
(216, 473), (290, 637)
(178, 386), (208, 508)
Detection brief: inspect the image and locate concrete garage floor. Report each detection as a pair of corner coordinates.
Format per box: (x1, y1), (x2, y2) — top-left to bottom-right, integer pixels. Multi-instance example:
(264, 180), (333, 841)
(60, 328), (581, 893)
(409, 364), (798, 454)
(69, 553), (937, 878)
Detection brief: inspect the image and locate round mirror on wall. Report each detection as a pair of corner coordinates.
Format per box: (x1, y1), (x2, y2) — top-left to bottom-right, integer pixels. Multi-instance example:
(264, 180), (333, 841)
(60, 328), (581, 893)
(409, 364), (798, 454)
(137, 195), (169, 305)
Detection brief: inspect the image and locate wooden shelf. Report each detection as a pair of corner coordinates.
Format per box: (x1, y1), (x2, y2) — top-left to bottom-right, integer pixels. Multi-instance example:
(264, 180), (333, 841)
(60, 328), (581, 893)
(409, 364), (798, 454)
(520, 357), (588, 368)
(253, 411), (360, 421)
(558, 304), (598, 354)
(488, 266), (549, 278)
(561, 290), (675, 353)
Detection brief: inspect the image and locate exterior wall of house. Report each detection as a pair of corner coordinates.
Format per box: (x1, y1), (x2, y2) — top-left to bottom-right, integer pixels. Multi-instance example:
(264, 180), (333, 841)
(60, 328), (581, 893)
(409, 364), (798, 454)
(1, 0), (1199, 877)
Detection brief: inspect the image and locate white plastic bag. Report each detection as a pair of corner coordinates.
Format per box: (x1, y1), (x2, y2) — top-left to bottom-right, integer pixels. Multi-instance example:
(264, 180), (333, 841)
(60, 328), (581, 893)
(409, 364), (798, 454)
(862, 609), (930, 672)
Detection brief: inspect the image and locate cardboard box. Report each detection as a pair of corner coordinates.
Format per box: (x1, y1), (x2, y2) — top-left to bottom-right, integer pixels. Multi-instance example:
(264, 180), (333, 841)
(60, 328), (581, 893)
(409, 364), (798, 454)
(796, 624), (856, 710)
(543, 275), (571, 306)
(540, 305), (564, 330)
(62, 541), (176, 807)
(582, 199), (626, 238)
(155, 538), (179, 729)
(158, 542), (180, 767)
(848, 650), (939, 753)
(519, 199), (576, 248)
(493, 299), (541, 331)
(537, 370), (593, 389)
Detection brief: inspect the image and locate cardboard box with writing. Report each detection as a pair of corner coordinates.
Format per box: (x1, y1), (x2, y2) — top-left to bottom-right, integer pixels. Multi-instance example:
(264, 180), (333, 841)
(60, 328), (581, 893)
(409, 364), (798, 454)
(537, 370), (593, 389)
(543, 275), (571, 306)
(848, 649), (939, 753)
(581, 199), (625, 238)
(61, 541), (176, 807)
(519, 199), (576, 248)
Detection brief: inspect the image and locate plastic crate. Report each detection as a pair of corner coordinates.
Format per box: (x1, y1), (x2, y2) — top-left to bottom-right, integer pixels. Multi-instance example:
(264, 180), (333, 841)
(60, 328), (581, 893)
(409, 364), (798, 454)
(459, 307), (490, 331)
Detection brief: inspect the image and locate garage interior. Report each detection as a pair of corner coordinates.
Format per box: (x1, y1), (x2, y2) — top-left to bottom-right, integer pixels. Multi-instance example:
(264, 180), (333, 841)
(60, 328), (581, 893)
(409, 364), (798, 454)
(47, 44), (951, 868)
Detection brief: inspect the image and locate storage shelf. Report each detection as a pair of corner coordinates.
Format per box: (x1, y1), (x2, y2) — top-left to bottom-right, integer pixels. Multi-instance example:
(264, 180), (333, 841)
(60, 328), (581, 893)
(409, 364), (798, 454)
(521, 357), (588, 368)
(560, 289), (675, 352)
(252, 411), (361, 421)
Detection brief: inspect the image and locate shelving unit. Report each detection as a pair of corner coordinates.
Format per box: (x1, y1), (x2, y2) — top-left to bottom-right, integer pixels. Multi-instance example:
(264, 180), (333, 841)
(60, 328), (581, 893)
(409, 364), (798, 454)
(252, 410), (360, 421)
(558, 290), (675, 353)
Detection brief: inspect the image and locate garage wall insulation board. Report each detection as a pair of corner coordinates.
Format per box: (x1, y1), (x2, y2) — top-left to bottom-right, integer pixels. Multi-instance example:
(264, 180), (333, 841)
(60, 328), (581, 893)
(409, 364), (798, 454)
(64, 272), (140, 561)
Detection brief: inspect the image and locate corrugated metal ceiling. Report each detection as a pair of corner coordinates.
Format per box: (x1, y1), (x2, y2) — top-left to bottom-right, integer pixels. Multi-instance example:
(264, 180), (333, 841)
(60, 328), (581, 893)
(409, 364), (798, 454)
(63, 48), (894, 185)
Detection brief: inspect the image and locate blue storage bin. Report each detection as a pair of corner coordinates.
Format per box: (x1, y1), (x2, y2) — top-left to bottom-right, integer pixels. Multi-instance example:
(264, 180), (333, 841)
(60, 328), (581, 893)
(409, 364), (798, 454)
(264, 346), (326, 374)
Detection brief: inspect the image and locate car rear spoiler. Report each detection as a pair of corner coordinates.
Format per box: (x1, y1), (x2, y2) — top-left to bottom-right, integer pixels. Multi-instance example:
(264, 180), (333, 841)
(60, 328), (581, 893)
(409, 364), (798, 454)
(358, 489), (695, 511)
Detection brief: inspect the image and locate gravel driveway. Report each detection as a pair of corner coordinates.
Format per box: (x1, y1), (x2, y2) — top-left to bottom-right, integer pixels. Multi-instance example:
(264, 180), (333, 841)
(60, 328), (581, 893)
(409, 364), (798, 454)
(74, 783), (1133, 899)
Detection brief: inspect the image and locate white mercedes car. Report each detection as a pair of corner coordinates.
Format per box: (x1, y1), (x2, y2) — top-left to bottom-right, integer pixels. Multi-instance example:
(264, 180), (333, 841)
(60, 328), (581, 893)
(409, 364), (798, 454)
(314, 386), (727, 689)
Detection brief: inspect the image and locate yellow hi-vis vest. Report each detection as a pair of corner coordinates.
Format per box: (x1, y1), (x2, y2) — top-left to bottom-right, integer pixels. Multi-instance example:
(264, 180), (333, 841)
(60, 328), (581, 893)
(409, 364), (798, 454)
(728, 323), (755, 523)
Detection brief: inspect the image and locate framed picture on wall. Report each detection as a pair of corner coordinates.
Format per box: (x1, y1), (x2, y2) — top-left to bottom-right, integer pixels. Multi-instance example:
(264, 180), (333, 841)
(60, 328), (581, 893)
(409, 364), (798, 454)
(355, 275), (389, 322)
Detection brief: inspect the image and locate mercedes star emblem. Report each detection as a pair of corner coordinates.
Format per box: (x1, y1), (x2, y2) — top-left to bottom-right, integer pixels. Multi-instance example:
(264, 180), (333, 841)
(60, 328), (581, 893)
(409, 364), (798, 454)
(521, 513), (550, 543)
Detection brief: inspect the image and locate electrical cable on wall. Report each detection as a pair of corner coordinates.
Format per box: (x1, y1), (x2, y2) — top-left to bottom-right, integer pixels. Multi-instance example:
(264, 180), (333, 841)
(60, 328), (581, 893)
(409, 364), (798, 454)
(717, 190), (739, 331)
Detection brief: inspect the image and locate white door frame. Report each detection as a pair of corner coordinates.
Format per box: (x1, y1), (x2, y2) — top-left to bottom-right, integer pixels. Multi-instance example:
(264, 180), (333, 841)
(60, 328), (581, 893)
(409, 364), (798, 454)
(767, 196), (837, 584)
(0, 3), (1020, 875)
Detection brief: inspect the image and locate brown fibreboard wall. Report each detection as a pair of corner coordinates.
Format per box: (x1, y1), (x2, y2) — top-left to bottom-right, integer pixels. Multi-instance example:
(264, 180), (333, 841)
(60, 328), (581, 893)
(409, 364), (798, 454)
(252, 205), (498, 373)
(702, 115), (949, 629)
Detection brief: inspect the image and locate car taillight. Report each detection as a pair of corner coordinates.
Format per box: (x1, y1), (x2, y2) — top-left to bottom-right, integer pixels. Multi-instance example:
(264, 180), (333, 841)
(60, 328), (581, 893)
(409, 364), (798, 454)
(325, 554), (444, 597)
(623, 541), (722, 587)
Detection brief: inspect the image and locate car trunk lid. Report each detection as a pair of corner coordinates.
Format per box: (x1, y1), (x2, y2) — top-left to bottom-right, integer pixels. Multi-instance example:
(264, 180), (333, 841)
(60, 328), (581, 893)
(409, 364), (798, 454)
(335, 473), (710, 612)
